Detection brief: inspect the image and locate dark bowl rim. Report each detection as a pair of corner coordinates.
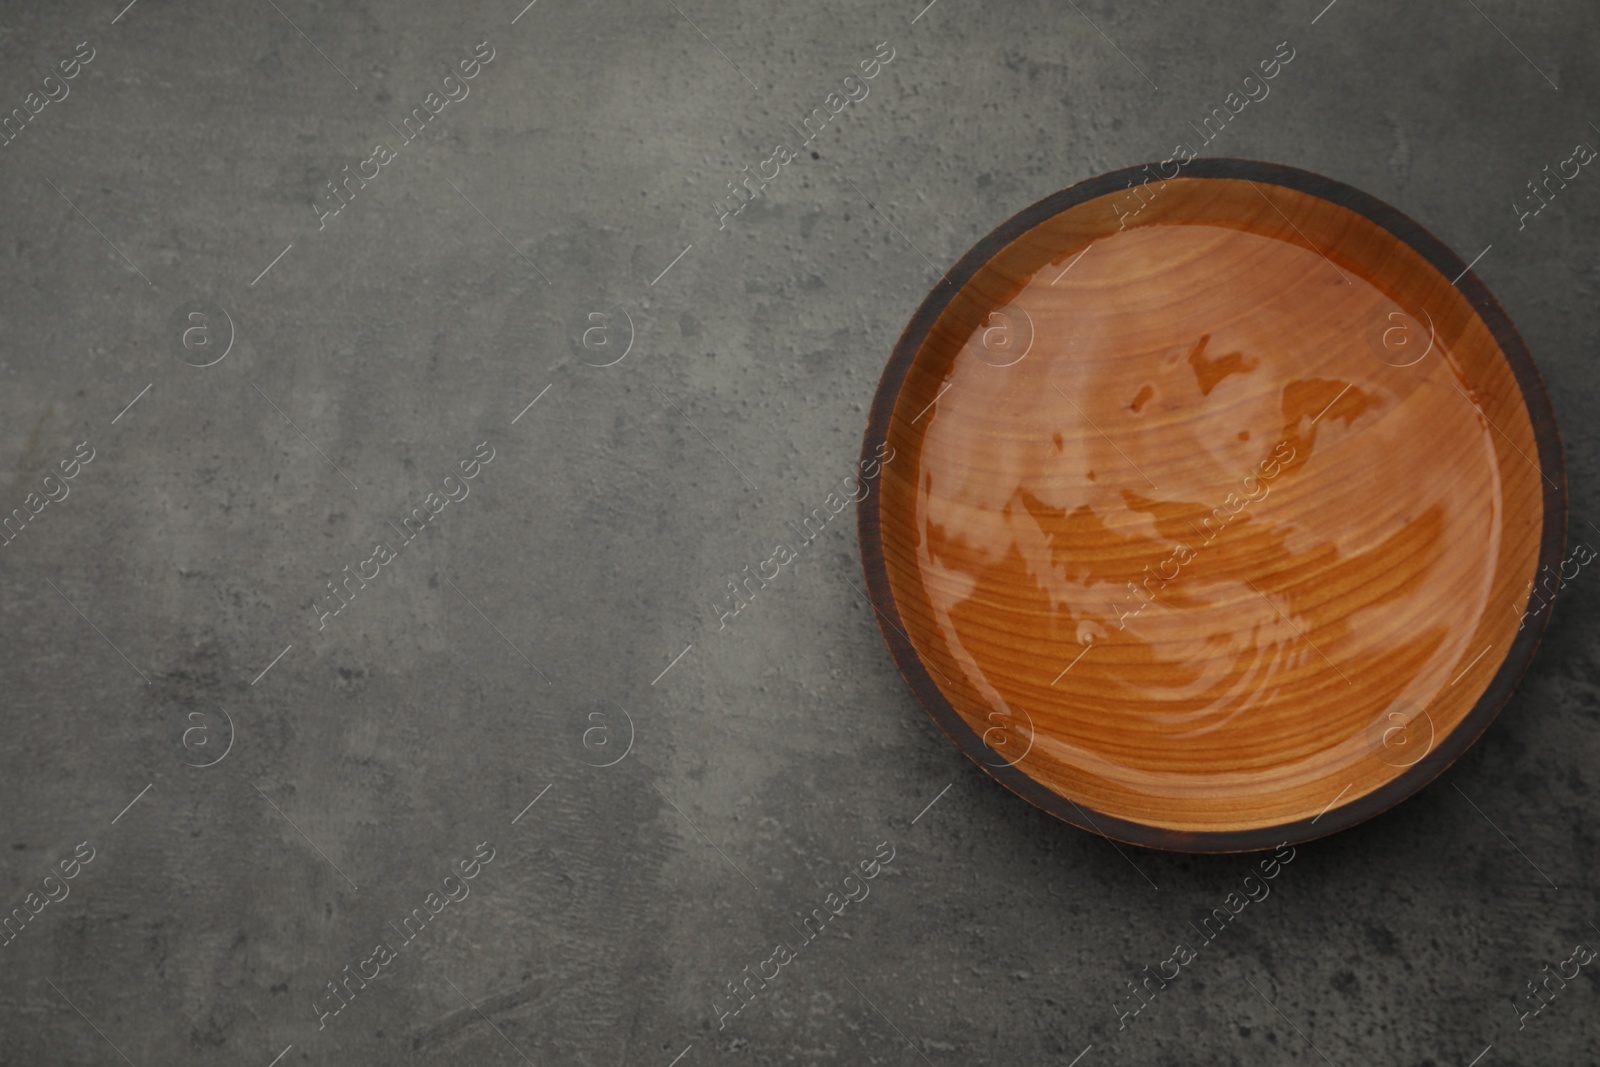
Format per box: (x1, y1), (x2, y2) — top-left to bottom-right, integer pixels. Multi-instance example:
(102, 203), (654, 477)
(855, 156), (1568, 854)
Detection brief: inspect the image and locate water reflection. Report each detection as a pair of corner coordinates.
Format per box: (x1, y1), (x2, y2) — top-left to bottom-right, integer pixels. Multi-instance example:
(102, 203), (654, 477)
(905, 223), (1501, 802)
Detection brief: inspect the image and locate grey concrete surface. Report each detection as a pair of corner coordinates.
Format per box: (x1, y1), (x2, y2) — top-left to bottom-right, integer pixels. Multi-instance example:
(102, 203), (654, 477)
(0, 0), (1597, 1063)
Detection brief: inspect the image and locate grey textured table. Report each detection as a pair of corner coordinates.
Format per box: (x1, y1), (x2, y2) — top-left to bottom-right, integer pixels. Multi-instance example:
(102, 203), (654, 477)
(1, 0), (1596, 1063)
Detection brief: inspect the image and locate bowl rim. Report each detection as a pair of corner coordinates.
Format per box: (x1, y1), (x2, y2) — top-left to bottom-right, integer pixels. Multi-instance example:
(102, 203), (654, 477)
(856, 157), (1568, 853)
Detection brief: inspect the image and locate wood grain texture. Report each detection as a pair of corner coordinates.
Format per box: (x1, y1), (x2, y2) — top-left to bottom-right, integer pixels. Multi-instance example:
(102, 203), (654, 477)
(859, 160), (1565, 852)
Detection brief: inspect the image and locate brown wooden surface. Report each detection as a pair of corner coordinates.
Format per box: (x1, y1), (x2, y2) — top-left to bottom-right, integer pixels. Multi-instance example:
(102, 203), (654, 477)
(863, 163), (1563, 847)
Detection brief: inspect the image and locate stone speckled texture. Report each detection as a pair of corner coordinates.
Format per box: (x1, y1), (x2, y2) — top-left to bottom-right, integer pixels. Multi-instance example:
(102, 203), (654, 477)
(0, 0), (1597, 1063)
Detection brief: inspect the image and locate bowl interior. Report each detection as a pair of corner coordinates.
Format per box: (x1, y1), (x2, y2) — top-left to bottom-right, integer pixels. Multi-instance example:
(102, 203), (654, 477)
(873, 171), (1552, 843)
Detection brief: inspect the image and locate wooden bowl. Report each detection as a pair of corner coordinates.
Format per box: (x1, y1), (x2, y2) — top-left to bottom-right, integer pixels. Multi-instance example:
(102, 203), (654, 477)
(859, 159), (1565, 852)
